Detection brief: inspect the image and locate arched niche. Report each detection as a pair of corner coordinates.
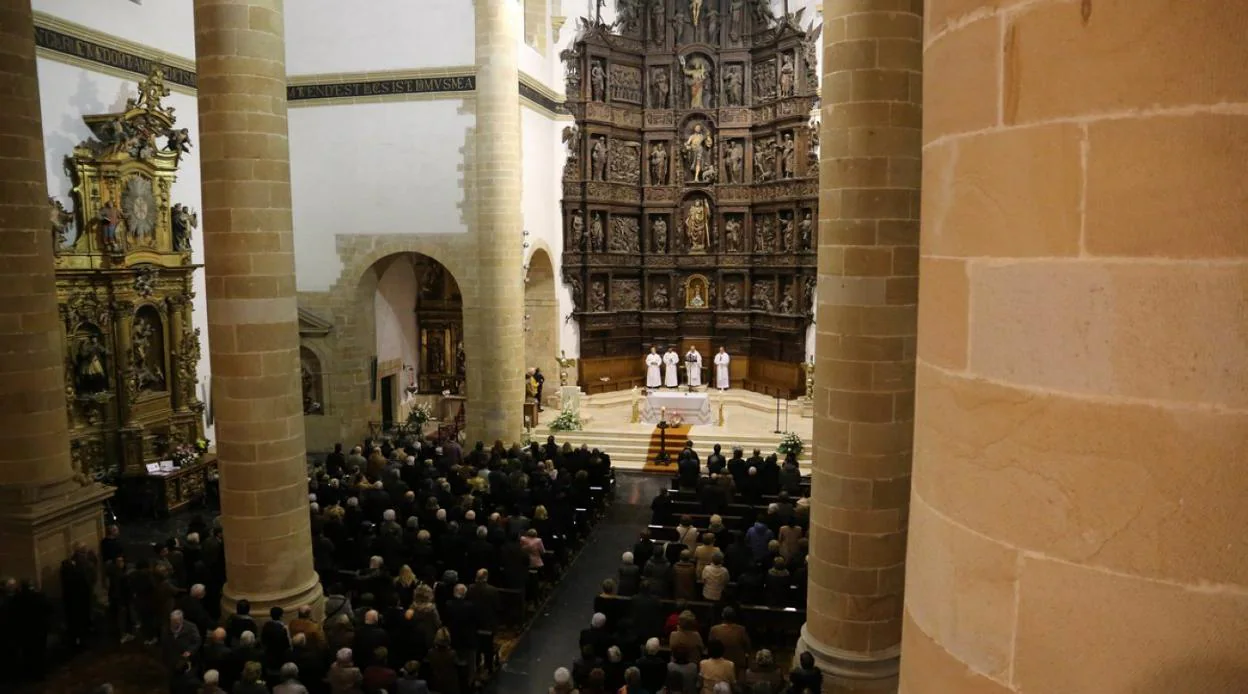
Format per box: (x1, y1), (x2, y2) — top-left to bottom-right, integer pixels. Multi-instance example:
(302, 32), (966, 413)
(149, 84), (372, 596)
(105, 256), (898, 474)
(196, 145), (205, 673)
(524, 247), (559, 406)
(301, 346), (324, 415)
(132, 304), (167, 393)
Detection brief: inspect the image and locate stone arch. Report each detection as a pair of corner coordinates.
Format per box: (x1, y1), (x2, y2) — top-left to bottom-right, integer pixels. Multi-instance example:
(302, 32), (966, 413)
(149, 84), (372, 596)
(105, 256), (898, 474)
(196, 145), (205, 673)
(524, 246), (559, 408)
(315, 234), (477, 447)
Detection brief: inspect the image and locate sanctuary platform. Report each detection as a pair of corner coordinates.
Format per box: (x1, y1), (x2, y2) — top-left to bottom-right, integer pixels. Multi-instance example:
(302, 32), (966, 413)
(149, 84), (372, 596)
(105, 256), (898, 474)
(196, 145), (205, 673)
(538, 388), (812, 473)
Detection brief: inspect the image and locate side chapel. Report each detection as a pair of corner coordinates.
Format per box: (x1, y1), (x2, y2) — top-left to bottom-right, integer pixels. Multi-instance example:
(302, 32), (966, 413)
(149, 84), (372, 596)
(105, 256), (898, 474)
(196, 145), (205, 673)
(561, 0), (820, 395)
(52, 68), (211, 514)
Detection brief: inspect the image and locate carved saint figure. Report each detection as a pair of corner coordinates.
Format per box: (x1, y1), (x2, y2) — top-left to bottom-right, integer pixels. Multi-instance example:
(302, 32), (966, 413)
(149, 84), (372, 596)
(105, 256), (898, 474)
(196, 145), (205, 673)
(650, 0), (666, 42)
(616, 0), (641, 32)
(132, 316), (165, 391)
(804, 276), (817, 314)
(590, 61), (606, 101)
(591, 137), (608, 181)
(76, 334), (109, 392)
(689, 0), (703, 26)
(653, 218), (668, 253)
(165, 127), (192, 163)
(724, 66), (743, 106)
(650, 67), (670, 108)
(683, 123), (714, 183)
(670, 9), (688, 43)
(728, 0), (745, 41)
(649, 142), (669, 184)
(780, 214), (795, 251)
(754, 138), (775, 182)
(679, 55), (711, 109)
(752, 283), (774, 311)
(779, 283), (796, 314)
(568, 276), (583, 308)
(687, 282), (706, 308)
(98, 201), (121, 250)
(799, 211), (814, 250)
(49, 197), (73, 250)
(589, 281), (607, 312)
(685, 198), (710, 252)
(724, 140), (744, 183)
(171, 203), (197, 251)
(590, 213), (605, 251)
(571, 210), (585, 249)
(652, 284), (669, 309)
(703, 7), (720, 43)
(724, 216), (742, 252)
(755, 215), (775, 252)
(779, 133), (796, 179)
(779, 54), (795, 97)
(723, 282), (741, 309)
(750, 0), (776, 26)
(428, 334), (445, 374)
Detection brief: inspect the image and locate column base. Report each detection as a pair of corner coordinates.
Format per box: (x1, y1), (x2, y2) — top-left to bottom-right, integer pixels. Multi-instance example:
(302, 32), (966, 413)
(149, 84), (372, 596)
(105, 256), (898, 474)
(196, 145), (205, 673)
(798, 625), (900, 694)
(0, 482), (115, 593)
(221, 573), (325, 623)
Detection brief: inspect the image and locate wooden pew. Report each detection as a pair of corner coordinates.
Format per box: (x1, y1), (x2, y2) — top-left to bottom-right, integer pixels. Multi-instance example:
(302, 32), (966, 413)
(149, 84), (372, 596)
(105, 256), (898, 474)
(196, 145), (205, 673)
(591, 594), (805, 647)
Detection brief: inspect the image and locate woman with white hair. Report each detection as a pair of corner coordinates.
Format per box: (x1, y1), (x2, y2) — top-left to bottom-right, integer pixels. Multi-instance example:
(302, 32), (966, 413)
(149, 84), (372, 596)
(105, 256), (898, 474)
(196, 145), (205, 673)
(551, 666), (579, 694)
(327, 647), (362, 694)
(617, 551), (641, 596)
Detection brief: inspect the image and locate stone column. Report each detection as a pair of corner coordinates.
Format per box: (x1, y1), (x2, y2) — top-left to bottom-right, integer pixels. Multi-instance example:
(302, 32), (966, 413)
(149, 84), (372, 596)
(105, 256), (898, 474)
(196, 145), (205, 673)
(193, 0), (321, 616)
(801, 0), (923, 689)
(470, 0), (526, 444)
(904, 2), (1248, 692)
(0, 0), (111, 591)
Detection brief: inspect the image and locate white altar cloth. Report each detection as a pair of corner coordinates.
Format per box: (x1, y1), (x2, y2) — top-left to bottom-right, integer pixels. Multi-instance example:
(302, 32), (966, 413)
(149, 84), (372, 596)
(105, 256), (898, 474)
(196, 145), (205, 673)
(641, 391), (713, 425)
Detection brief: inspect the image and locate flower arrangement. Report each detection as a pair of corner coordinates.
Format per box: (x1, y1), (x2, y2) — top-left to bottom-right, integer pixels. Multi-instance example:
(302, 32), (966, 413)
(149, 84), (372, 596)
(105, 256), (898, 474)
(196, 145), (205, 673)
(195, 438), (210, 454)
(171, 443), (200, 468)
(407, 402), (434, 429)
(548, 407), (583, 432)
(668, 413), (684, 427)
(777, 431), (803, 459)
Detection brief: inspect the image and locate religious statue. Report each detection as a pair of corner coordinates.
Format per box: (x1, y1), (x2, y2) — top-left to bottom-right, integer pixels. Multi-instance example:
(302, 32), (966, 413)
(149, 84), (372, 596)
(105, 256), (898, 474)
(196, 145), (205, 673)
(568, 276), (583, 309)
(589, 281), (607, 312)
(703, 7), (720, 42)
(724, 139), (744, 183)
(750, 0), (776, 27)
(75, 334), (109, 393)
(616, 0), (642, 32)
(650, 67), (670, 108)
(590, 60), (606, 101)
(689, 0), (703, 26)
(652, 284), (669, 309)
(728, 0), (745, 41)
(653, 217), (668, 252)
(562, 125), (580, 177)
(752, 283), (774, 311)
(724, 216), (742, 252)
(302, 364), (322, 414)
(755, 215), (774, 252)
(591, 136), (608, 181)
(804, 275), (817, 315)
(685, 198), (710, 252)
(421, 263), (443, 298)
(427, 334), (445, 374)
(779, 283), (796, 313)
(780, 214), (795, 251)
(683, 123), (714, 183)
(49, 197), (74, 251)
(802, 356), (815, 401)
(456, 341), (466, 379)
(724, 66), (743, 106)
(171, 203), (197, 251)
(779, 132), (796, 178)
(679, 55), (711, 109)
(556, 350), (574, 386)
(649, 0), (666, 42)
(590, 213), (605, 251)
(164, 127), (192, 163)
(754, 137), (776, 182)
(799, 211), (813, 250)
(723, 282), (741, 309)
(99, 200), (121, 251)
(687, 282), (706, 308)
(779, 54), (795, 97)
(649, 142), (669, 184)
(132, 316), (165, 391)
(571, 210), (585, 249)
(807, 116), (821, 169)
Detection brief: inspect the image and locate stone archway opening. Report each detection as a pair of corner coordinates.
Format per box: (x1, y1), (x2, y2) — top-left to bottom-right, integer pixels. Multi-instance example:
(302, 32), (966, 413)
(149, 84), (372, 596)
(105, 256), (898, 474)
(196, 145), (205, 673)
(366, 252), (464, 437)
(525, 248), (559, 412)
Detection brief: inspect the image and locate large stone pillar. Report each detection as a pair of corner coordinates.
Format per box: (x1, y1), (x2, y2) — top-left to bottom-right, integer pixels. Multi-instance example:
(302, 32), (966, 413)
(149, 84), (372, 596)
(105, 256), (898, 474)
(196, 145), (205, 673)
(801, 0), (923, 689)
(904, 2), (1248, 692)
(0, 0), (112, 591)
(193, 0), (321, 615)
(469, 0), (525, 444)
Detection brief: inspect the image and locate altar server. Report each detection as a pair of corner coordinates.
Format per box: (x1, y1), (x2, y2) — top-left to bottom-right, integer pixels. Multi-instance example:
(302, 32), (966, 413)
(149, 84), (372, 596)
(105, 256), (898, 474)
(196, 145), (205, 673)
(685, 346), (703, 388)
(645, 347), (663, 389)
(714, 347), (730, 390)
(663, 347), (680, 388)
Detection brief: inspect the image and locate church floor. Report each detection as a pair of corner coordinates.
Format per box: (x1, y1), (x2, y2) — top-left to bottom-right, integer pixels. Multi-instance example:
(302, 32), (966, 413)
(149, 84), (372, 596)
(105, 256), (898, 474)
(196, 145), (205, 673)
(485, 472), (668, 694)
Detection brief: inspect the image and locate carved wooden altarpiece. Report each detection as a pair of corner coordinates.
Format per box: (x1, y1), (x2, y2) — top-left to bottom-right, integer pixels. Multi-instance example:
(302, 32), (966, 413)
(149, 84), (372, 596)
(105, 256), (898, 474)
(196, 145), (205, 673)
(561, 0), (820, 393)
(53, 68), (209, 510)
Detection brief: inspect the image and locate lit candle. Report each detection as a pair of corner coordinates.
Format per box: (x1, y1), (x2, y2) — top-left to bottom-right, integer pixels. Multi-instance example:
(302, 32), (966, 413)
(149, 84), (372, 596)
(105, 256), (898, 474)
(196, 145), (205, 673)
(661, 406), (667, 419)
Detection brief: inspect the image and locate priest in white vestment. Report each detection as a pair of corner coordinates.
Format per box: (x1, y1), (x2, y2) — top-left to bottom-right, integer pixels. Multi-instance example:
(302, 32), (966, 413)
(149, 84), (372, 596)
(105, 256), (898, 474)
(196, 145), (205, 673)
(663, 347), (680, 388)
(685, 347), (703, 388)
(714, 347), (730, 390)
(645, 347), (663, 389)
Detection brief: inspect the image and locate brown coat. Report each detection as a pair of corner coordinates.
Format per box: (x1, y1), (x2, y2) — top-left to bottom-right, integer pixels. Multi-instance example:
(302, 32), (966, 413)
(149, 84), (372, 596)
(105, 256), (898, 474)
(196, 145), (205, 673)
(698, 657), (736, 694)
(672, 561), (698, 600)
(668, 628), (704, 663)
(289, 617), (325, 651)
(708, 623), (751, 673)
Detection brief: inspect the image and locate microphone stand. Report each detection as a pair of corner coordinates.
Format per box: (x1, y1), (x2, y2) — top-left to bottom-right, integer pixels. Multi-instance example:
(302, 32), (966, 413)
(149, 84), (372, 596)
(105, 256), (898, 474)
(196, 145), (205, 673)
(773, 396), (781, 434)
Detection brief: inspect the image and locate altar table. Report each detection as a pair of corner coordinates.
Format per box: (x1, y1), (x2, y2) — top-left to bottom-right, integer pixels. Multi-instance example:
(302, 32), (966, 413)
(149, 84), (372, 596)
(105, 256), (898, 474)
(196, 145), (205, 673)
(641, 391), (713, 425)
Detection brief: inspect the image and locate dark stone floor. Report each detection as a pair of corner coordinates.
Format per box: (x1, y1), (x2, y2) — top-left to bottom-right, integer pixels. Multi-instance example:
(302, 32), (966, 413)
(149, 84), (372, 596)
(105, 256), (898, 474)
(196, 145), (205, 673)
(485, 472), (666, 694)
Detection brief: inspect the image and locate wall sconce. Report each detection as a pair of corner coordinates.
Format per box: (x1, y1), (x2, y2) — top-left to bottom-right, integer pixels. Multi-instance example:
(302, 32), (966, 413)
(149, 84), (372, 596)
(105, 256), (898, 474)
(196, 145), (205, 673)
(522, 229), (531, 249)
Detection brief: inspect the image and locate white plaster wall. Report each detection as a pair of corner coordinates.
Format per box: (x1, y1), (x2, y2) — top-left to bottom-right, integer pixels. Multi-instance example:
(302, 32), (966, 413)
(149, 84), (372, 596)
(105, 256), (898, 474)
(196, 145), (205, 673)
(36, 58), (214, 442)
(34, 0), (195, 59)
(284, 0), (475, 75)
(374, 260), (419, 372)
(287, 100), (473, 291)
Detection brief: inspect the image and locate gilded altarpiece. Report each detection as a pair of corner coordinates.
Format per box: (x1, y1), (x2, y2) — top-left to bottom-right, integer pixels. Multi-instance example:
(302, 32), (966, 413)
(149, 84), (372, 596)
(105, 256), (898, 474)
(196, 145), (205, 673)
(561, 1), (820, 394)
(53, 69), (209, 512)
